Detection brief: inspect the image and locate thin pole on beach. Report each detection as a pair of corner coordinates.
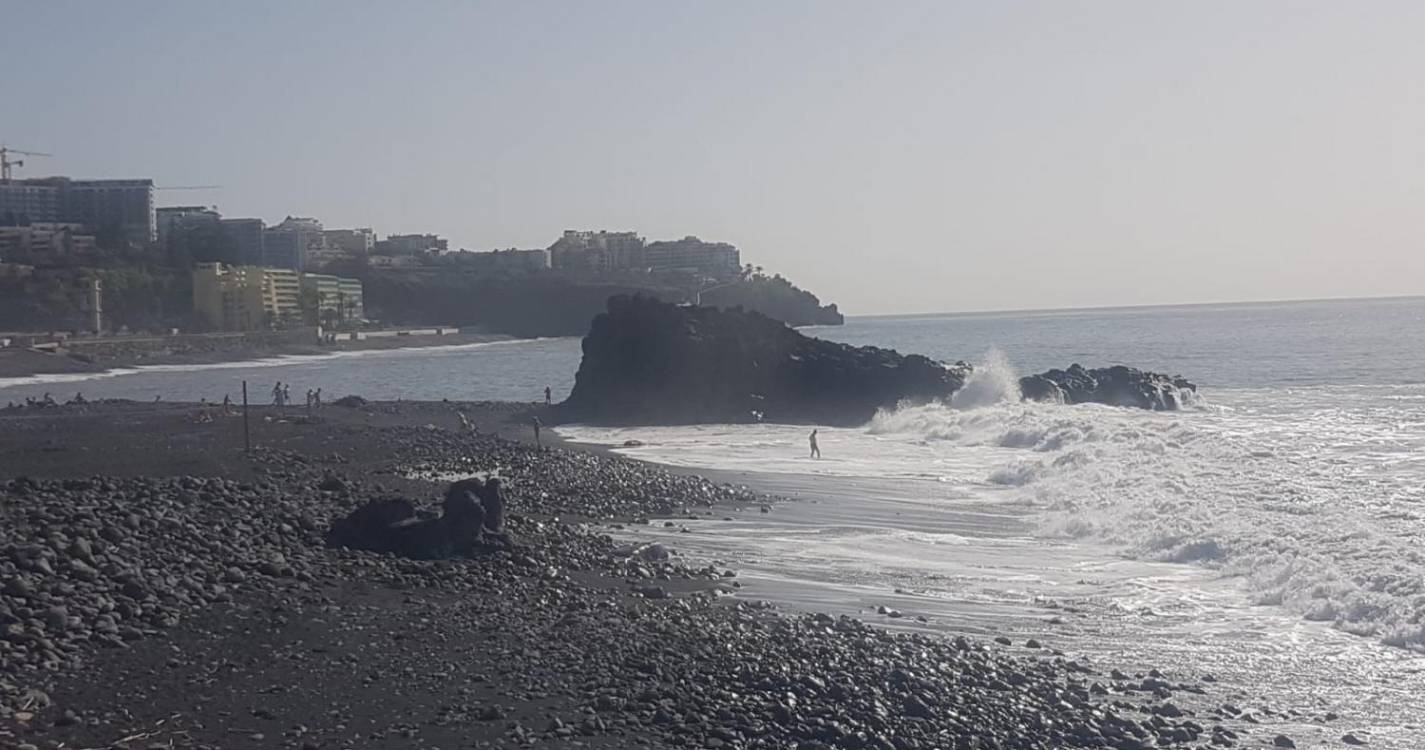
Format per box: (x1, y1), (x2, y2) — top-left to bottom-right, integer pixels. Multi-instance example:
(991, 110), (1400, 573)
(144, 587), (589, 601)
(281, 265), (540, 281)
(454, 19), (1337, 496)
(241, 380), (251, 453)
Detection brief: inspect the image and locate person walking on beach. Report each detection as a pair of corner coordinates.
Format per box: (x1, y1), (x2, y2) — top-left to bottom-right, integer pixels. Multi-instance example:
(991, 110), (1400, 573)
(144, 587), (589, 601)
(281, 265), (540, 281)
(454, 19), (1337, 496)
(283, 384), (292, 407)
(314, 388), (322, 410)
(809, 429), (821, 459)
(531, 415), (543, 447)
(272, 382), (283, 406)
(544, 386), (552, 405)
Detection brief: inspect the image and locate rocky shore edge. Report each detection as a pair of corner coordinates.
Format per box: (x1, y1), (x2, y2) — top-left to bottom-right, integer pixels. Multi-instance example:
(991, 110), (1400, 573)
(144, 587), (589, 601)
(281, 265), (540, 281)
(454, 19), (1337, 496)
(0, 332), (514, 381)
(0, 400), (1299, 749)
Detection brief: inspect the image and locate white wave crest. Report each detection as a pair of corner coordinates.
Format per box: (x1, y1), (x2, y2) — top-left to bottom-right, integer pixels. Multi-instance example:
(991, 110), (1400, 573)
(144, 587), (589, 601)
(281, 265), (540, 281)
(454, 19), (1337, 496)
(950, 347), (1021, 410)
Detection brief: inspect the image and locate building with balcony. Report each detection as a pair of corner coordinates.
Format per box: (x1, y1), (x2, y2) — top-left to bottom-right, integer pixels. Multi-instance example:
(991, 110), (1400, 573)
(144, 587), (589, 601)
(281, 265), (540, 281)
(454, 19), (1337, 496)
(547, 230), (645, 272)
(300, 272), (365, 325)
(192, 263), (303, 331)
(643, 236), (741, 278)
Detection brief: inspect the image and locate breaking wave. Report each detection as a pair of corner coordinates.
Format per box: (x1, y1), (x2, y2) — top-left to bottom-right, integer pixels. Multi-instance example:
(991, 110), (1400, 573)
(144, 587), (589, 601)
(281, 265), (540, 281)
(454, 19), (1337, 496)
(866, 385), (1425, 650)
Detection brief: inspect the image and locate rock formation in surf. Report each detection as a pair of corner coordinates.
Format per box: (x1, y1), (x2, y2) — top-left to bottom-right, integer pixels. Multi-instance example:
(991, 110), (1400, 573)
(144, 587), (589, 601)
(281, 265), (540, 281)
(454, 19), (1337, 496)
(561, 295), (970, 425)
(1019, 364), (1196, 410)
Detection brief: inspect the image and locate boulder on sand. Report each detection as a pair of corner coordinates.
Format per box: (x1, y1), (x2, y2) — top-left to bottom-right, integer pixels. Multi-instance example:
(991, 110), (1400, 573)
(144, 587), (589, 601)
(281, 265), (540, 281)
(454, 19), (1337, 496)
(326, 478), (507, 559)
(560, 295), (971, 426)
(1019, 364), (1196, 410)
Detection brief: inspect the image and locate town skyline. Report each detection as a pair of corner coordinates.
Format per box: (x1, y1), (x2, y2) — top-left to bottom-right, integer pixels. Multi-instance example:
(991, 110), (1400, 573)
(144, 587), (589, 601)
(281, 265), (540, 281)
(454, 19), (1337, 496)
(5, 2), (1425, 315)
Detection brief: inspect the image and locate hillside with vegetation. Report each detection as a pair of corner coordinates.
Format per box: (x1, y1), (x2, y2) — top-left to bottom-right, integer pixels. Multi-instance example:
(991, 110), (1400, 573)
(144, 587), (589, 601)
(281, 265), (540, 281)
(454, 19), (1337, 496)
(359, 265), (842, 336)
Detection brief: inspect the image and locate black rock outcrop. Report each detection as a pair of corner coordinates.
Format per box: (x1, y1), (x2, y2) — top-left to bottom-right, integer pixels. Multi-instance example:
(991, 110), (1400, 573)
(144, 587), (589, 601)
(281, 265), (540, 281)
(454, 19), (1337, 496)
(1019, 364), (1196, 410)
(326, 478), (507, 559)
(561, 295), (969, 426)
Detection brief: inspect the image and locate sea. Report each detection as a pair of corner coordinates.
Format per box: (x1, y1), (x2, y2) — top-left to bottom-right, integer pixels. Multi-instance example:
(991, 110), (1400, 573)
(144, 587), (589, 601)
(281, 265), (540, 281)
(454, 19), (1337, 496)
(3, 296), (1423, 747)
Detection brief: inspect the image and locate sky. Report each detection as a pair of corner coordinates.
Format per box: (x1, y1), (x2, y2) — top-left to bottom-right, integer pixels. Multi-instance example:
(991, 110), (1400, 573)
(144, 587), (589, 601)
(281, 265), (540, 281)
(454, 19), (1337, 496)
(3, 1), (1424, 315)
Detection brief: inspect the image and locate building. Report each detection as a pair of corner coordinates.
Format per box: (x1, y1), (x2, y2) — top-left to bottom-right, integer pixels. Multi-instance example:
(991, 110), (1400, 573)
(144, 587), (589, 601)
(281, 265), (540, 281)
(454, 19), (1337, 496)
(300, 272), (365, 324)
(0, 223), (98, 261)
(0, 178), (156, 245)
(548, 230), (645, 272)
(447, 248), (550, 274)
(220, 218), (265, 266)
(262, 216), (325, 271)
(156, 206), (220, 245)
(375, 233), (447, 256)
(192, 263), (303, 331)
(320, 227), (375, 263)
(0, 181), (63, 226)
(643, 236), (740, 277)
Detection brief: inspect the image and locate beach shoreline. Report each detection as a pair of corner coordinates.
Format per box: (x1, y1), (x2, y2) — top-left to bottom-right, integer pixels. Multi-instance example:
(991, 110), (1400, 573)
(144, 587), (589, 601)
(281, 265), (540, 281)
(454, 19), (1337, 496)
(0, 399), (1269, 749)
(0, 331), (519, 381)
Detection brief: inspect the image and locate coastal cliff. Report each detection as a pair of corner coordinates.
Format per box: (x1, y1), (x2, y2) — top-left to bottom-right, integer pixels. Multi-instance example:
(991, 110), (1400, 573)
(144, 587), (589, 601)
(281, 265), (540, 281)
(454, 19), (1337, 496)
(561, 295), (968, 425)
(363, 271), (843, 337)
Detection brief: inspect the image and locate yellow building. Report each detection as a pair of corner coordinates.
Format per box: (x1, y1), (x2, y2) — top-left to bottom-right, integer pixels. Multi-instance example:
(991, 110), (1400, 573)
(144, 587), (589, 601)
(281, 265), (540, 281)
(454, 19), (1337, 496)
(193, 263), (303, 331)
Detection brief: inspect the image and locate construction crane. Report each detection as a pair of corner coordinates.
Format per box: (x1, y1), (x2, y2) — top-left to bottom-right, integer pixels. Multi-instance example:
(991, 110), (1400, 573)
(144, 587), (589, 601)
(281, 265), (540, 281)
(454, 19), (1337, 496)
(0, 146), (51, 181)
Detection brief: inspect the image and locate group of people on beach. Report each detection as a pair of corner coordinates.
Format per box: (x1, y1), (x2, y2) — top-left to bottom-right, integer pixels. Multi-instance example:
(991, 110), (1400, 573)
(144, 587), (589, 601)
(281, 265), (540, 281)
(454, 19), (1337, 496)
(4, 392), (86, 411)
(271, 381), (322, 411)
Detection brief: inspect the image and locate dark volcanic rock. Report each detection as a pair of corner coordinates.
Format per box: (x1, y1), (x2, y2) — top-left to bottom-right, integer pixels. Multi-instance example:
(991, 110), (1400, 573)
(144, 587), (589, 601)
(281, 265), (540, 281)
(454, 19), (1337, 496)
(1019, 364), (1197, 410)
(562, 295), (970, 425)
(325, 480), (502, 559)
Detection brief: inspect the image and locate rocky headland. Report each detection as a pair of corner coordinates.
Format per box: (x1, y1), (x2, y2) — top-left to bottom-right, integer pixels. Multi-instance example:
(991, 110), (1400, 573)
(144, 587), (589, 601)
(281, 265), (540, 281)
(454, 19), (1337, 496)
(560, 296), (1197, 426)
(562, 295), (971, 426)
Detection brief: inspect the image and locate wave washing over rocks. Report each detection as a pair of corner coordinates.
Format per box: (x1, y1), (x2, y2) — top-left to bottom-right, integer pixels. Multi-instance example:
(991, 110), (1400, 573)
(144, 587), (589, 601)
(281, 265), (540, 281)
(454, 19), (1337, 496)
(867, 385), (1425, 652)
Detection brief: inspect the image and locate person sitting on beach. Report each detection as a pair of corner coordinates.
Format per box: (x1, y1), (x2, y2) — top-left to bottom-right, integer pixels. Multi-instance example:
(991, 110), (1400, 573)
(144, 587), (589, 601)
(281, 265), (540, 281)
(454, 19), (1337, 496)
(42, 392), (56, 407)
(809, 429), (821, 459)
(72, 392), (86, 405)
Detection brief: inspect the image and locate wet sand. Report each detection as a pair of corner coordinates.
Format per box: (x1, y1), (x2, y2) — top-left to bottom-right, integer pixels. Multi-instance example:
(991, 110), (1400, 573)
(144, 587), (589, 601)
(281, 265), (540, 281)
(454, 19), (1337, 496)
(0, 400), (1262, 749)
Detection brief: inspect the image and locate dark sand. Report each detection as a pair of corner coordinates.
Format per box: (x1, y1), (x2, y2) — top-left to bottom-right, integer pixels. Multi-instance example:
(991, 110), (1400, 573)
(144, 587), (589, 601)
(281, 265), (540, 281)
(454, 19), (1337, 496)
(0, 400), (1261, 750)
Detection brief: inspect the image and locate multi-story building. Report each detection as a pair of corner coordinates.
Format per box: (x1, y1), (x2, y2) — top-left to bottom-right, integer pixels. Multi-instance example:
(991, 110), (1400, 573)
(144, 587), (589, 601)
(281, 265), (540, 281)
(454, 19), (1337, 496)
(321, 227), (375, 263)
(220, 218), (265, 266)
(0, 178), (156, 245)
(448, 248), (550, 274)
(375, 233), (447, 256)
(192, 263), (303, 331)
(548, 230), (645, 272)
(643, 236), (741, 277)
(0, 181), (63, 226)
(262, 217), (325, 271)
(0, 223), (98, 261)
(156, 205), (221, 249)
(300, 273), (365, 324)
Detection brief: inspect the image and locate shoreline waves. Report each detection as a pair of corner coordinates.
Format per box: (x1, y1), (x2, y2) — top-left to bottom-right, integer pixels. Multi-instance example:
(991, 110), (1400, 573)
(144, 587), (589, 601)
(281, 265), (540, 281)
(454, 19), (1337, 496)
(0, 400), (1290, 749)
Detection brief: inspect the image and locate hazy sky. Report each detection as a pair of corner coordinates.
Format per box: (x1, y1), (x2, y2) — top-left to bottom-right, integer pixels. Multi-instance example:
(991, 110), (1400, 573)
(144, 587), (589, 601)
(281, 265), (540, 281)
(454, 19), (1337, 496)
(4, 1), (1424, 314)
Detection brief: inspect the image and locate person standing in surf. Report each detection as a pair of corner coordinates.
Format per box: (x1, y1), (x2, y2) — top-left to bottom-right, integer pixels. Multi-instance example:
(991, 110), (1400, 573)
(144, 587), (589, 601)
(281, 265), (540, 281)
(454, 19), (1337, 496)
(809, 429), (821, 459)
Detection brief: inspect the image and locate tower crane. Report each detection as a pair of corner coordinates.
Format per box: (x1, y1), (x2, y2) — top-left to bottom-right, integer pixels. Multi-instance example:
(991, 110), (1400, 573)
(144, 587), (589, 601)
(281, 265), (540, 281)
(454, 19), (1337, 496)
(0, 146), (52, 181)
